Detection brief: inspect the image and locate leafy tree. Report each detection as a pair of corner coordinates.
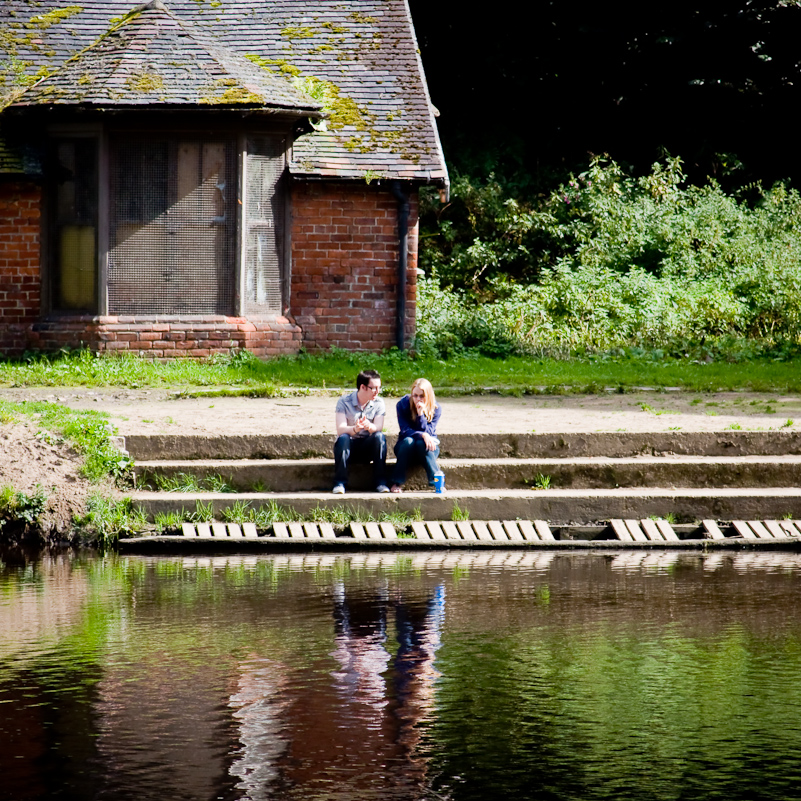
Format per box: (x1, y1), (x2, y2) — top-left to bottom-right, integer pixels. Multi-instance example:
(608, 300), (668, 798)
(411, 0), (801, 187)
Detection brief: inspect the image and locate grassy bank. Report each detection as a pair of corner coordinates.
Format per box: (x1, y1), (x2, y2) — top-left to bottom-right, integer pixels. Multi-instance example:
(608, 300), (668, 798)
(0, 400), (135, 547)
(3, 348), (801, 394)
(0, 400), (132, 482)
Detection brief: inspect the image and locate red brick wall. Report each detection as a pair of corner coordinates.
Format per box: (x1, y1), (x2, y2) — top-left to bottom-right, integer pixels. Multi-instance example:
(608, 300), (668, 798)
(0, 178), (417, 358)
(290, 182), (418, 352)
(0, 182), (42, 354)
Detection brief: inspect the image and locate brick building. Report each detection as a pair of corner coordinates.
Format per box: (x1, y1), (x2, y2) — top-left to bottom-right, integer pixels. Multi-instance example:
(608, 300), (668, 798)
(0, 0), (447, 357)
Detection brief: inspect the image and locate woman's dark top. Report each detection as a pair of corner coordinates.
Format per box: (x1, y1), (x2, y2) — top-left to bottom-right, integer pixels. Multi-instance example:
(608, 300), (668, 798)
(396, 394), (441, 440)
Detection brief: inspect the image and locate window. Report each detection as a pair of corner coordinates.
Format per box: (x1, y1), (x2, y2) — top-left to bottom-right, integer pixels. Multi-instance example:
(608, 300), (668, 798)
(49, 130), (287, 317)
(51, 138), (99, 312)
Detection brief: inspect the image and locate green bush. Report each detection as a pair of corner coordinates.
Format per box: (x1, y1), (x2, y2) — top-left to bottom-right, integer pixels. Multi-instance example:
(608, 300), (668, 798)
(0, 484), (47, 532)
(417, 157), (801, 355)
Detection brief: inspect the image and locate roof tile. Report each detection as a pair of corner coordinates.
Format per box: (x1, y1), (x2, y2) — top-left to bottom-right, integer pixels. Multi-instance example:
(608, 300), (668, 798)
(0, 0), (447, 183)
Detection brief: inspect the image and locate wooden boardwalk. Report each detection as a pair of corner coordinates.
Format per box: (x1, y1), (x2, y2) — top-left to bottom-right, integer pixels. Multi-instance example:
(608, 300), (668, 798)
(156, 517), (801, 548)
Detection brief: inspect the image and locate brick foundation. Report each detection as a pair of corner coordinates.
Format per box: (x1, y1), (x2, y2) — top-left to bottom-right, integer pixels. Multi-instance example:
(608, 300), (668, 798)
(0, 179), (417, 357)
(28, 315), (302, 358)
(290, 182), (418, 352)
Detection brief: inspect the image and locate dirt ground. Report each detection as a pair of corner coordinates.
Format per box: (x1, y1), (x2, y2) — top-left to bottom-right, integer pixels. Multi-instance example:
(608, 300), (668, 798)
(1, 387), (798, 437)
(0, 419), (105, 538)
(1, 387), (800, 538)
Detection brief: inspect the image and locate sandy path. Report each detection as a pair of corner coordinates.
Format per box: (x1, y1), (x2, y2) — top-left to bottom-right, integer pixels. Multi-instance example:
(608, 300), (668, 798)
(2, 388), (799, 437)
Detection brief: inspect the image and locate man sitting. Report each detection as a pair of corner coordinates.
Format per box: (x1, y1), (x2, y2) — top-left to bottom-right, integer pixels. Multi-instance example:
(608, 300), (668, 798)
(333, 369), (389, 494)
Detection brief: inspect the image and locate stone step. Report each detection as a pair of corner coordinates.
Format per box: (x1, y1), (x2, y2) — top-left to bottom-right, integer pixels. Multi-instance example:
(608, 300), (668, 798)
(123, 430), (801, 461)
(130, 486), (801, 526)
(135, 455), (801, 492)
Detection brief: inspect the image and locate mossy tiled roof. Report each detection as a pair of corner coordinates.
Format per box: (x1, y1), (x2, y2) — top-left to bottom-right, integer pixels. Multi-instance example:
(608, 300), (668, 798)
(11, 1), (322, 112)
(0, 0), (447, 184)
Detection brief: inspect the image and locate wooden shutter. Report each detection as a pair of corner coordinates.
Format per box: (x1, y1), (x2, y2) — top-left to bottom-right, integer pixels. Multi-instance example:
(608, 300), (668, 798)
(244, 136), (286, 314)
(108, 137), (236, 315)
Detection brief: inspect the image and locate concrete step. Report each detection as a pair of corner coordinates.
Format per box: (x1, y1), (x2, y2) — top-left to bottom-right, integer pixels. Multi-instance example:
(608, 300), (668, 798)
(135, 454), (801, 492)
(123, 430), (801, 461)
(130, 486), (801, 526)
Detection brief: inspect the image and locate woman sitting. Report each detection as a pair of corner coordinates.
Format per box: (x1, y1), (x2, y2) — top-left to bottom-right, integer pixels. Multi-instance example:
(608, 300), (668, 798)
(390, 378), (442, 493)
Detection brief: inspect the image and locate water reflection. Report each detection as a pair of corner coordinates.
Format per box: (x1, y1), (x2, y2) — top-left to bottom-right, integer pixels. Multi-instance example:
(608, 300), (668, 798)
(229, 657), (289, 800)
(3, 549), (801, 800)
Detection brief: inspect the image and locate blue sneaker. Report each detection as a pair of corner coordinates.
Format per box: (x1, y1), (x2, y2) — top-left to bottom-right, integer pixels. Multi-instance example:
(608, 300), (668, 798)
(332, 483), (345, 495)
(376, 484), (390, 493)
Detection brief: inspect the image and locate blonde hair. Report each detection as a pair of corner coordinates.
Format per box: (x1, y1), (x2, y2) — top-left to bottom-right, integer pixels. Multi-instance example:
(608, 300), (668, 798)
(410, 378), (437, 422)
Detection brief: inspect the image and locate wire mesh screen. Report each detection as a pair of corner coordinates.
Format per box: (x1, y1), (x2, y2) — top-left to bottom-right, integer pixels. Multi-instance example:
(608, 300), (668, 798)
(109, 137), (236, 315)
(244, 136), (286, 314)
(53, 139), (98, 312)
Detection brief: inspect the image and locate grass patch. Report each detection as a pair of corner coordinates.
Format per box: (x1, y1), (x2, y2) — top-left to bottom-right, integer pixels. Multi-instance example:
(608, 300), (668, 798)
(0, 399), (132, 484)
(204, 500), (425, 531)
(220, 499), (258, 524)
(526, 473), (552, 490)
(5, 347), (801, 394)
(191, 500), (215, 523)
(144, 473), (235, 493)
(75, 494), (148, 545)
(154, 510), (187, 534)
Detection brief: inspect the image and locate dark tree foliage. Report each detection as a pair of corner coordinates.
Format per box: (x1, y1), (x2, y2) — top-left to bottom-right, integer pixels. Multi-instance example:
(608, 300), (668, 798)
(410, 0), (801, 191)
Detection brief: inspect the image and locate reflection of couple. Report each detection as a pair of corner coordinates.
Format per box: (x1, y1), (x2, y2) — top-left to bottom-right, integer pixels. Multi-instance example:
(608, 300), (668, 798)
(228, 581), (445, 800)
(331, 582), (444, 706)
(333, 371), (443, 494)
(331, 581), (445, 760)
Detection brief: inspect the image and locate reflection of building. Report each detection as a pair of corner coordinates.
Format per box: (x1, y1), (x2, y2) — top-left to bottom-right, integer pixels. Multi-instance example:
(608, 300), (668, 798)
(0, 554), (88, 662)
(0, 554), (94, 801)
(89, 575), (446, 799)
(94, 659), (236, 799)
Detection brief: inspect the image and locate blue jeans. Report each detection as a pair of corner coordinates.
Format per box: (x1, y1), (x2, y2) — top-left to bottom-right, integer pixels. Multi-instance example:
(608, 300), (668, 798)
(391, 436), (440, 487)
(334, 432), (387, 488)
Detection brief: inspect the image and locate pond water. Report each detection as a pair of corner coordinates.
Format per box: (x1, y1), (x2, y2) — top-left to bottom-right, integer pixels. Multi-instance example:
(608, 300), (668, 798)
(3, 548), (801, 801)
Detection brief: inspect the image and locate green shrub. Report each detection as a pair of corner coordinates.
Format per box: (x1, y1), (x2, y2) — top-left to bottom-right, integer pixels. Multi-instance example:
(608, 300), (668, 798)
(0, 484), (48, 531)
(417, 157), (801, 356)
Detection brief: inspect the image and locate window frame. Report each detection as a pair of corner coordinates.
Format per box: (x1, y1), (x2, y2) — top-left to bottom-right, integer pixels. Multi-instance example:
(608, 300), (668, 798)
(45, 121), (291, 319)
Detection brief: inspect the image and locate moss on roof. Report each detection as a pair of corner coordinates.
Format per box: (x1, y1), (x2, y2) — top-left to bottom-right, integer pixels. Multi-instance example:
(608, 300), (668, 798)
(280, 26), (314, 39)
(0, 4), (83, 106)
(0, 0), (448, 183)
(126, 71), (164, 92)
(9, 2), (321, 110)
